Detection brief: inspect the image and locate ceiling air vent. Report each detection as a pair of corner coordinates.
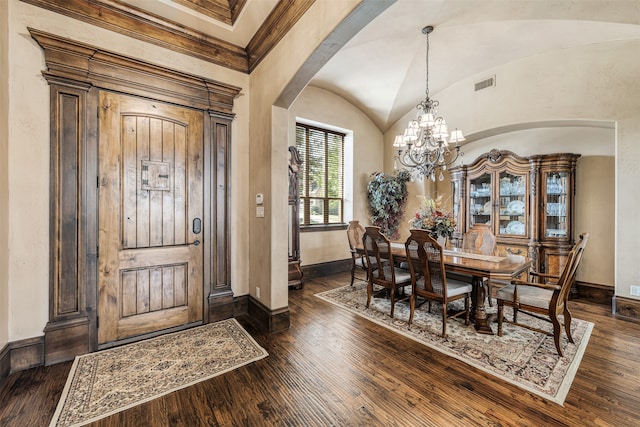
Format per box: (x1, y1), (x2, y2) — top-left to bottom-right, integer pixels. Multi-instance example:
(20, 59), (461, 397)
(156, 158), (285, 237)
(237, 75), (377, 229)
(474, 75), (496, 91)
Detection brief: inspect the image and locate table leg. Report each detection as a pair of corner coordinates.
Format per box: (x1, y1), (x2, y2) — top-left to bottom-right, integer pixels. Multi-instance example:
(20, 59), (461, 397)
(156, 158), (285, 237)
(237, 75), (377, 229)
(471, 276), (494, 335)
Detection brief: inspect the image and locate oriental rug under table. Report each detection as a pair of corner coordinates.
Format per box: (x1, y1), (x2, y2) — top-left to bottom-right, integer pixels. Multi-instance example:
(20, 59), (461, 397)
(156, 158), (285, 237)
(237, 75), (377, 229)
(315, 281), (593, 405)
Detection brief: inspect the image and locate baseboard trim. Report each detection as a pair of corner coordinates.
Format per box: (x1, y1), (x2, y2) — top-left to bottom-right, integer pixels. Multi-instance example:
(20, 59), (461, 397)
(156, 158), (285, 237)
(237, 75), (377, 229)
(613, 296), (640, 323)
(1, 296), (253, 376)
(0, 343), (10, 389)
(573, 281), (614, 306)
(301, 259), (351, 280)
(44, 316), (90, 365)
(0, 336), (46, 379)
(247, 296), (290, 333)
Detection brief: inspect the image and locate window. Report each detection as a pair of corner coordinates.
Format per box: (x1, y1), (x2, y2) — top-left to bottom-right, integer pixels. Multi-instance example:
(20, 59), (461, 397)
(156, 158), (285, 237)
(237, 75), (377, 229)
(296, 123), (344, 226)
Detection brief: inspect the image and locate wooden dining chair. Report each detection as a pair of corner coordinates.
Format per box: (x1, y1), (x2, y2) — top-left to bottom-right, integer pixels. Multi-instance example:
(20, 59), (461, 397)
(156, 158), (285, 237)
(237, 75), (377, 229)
(451, 224), (497, 305)
(362, 226), (412, 318)
(405, 229), (472, 337)
(497, 233), (589, 356)
(462, 223), (496, 255)
(346, 220), (383, 286)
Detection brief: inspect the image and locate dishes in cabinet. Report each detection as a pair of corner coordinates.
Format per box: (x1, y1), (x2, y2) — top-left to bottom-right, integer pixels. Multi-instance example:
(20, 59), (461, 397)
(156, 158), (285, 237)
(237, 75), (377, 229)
(546, 203), (566, 216)
(507, 200), (525, 215)
(546, 229), (567, 237)
(506, 220), (525, 235)
(483, 201), (492, 214)
(499, 177), (525, 195)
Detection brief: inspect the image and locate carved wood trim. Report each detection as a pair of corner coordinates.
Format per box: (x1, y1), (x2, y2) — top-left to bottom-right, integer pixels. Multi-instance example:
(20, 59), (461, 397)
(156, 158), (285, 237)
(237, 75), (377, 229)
(207, 112), (233, 297)
(49, 85), (85, 322)
(21, 0), (314, 74)
(29, 28), (241, 113)
(33, 30), (237, 363)
(21, 0), (249, 72)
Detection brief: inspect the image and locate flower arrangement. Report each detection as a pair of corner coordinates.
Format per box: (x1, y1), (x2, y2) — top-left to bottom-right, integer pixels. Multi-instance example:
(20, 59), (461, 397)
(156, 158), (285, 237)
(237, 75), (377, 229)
(410, 195), (457, 239)
(367, 171), (411, 239)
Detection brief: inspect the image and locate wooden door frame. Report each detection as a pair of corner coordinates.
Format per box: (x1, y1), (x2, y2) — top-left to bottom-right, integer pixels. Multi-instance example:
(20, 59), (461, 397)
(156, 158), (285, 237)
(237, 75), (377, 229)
(30, 29), (241, 364)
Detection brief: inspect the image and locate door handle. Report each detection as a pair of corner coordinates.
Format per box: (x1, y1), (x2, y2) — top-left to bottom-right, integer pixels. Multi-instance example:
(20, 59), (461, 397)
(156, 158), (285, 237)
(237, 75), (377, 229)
(193, 218), (201, 234)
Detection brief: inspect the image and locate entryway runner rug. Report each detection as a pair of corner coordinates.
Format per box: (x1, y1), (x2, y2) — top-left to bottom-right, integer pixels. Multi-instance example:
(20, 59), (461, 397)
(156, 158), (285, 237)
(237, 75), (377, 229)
(49, 318), (268, 427)
(316, 282), (593, 405)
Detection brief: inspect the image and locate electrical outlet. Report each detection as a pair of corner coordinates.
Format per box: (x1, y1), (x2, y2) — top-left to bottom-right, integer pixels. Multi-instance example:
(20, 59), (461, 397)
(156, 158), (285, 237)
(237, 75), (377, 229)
(256, 286), (261, 299)
(631, 286), (640, 297)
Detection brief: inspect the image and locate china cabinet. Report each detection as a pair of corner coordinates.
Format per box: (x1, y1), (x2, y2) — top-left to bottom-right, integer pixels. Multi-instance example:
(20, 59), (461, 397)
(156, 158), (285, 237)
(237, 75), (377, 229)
(450, 149), (580, 278)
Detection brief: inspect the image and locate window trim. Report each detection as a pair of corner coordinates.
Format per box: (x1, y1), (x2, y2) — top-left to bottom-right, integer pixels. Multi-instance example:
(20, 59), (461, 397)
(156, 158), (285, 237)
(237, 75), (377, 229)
(296, 122), (345, 227)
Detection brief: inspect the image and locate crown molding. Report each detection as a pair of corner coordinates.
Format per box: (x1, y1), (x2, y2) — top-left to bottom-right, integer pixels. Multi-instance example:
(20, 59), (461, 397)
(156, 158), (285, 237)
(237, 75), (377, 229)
(21, 0), (314, 74)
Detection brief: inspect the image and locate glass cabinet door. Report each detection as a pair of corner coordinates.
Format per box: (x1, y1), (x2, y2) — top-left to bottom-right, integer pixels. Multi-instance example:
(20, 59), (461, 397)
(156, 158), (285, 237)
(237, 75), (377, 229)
(469, 173), (492, 228)
(497, 172), (527, 236)
(543, 171), (569, 238)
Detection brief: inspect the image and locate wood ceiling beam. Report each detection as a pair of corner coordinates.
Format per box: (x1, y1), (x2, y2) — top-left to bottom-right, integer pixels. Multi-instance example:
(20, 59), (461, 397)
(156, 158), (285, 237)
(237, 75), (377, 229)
(246, 0), (315, 73)
(171, 0), (248, 26)
(20, 0), (315, 75)
(21, 0), (248, 71)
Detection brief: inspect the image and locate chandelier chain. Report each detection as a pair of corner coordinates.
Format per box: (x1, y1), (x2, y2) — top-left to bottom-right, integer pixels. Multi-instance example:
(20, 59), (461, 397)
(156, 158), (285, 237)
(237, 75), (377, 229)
(392, 25), (464, 181)
(425, 27), (430, 100)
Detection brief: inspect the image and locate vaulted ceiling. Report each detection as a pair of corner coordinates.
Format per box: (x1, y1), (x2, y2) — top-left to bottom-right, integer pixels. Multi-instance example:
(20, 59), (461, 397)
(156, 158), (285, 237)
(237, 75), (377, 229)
(24, 0), (640, 133)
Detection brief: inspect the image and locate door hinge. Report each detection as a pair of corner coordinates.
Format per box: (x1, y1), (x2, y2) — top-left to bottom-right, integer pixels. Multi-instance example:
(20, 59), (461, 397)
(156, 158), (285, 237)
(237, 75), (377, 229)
(96, 316), (99, 328)
(96, 246), (99, 259)
(97, 106), (100, 118)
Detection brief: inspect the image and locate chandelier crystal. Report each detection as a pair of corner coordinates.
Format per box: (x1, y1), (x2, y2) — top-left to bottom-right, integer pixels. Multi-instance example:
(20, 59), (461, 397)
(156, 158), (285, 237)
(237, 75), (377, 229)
(393, 25), (464, 181)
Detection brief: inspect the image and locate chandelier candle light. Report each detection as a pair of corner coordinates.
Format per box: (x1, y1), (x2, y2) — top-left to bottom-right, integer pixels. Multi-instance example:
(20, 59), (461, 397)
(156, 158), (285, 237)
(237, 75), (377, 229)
(393, 25), (464, 181)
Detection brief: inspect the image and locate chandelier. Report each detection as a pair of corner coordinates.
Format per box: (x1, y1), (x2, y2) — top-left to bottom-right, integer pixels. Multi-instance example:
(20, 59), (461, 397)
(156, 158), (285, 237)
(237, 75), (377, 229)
(393, 25), (464, 181)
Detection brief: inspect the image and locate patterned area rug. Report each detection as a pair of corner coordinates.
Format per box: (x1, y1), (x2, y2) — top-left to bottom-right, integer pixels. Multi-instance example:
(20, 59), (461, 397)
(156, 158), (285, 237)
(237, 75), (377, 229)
(50, 318), (268, 427)
(316, 282), (593, 405)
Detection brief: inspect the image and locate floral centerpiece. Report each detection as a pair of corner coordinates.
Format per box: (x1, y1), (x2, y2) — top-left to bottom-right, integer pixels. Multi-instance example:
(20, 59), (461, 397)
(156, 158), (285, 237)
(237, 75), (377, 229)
(410, 195), (457, 239)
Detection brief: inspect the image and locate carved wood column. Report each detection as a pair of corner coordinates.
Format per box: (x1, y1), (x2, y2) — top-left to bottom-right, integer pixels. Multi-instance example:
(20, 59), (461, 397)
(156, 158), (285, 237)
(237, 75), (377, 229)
(206, 111), (235, 322)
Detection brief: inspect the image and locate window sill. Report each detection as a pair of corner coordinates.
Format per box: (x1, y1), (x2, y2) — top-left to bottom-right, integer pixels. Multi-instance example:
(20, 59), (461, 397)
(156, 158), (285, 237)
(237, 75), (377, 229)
(300, 224), (348, 233)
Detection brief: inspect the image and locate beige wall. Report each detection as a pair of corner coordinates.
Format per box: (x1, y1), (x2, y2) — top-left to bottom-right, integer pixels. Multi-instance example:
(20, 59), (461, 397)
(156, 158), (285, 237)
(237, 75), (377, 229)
(4, 0), (250, 342)
(1, 0), (9, 349)
(385, 40), (637, 295)
(248, 1), (363, 309)
(288, 86), (384, 265)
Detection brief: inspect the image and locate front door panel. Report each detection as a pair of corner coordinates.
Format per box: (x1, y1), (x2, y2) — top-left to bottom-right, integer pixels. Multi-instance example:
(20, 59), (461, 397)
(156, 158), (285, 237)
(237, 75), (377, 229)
(98, 92), (204, 344)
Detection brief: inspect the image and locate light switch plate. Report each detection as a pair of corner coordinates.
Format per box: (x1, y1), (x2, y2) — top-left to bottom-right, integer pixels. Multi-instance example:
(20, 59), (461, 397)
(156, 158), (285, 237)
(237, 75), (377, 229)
(256, 206), (265, 218)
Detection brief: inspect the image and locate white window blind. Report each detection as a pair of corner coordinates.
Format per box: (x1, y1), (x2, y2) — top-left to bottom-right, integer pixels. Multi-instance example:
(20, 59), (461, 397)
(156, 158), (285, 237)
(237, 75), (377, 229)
(296, 123), (344, 225)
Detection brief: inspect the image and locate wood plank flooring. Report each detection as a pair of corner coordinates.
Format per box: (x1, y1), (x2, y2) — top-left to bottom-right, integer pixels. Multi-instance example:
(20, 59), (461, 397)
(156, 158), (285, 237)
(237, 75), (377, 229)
(1, 272), (639, 426)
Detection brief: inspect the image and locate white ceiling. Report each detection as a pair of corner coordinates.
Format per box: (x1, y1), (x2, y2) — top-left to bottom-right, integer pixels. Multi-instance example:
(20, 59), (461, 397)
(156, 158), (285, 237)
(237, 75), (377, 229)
(120, 0), (279, 46)
(120, 0), (640, 133)
(309, 0), (640, 132)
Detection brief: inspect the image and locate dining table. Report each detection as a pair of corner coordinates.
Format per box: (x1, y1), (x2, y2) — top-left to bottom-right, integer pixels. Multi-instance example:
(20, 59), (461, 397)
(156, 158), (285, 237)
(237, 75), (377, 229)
(362, 242), (532, 335)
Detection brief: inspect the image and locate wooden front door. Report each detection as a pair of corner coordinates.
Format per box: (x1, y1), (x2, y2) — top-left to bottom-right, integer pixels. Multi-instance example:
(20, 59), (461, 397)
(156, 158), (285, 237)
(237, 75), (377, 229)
(98, 92), (204, 344)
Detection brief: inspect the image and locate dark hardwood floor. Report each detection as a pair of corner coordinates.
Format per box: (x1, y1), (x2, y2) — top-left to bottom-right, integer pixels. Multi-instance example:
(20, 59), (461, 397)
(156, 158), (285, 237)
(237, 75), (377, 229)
(1, 272), (639, 426)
